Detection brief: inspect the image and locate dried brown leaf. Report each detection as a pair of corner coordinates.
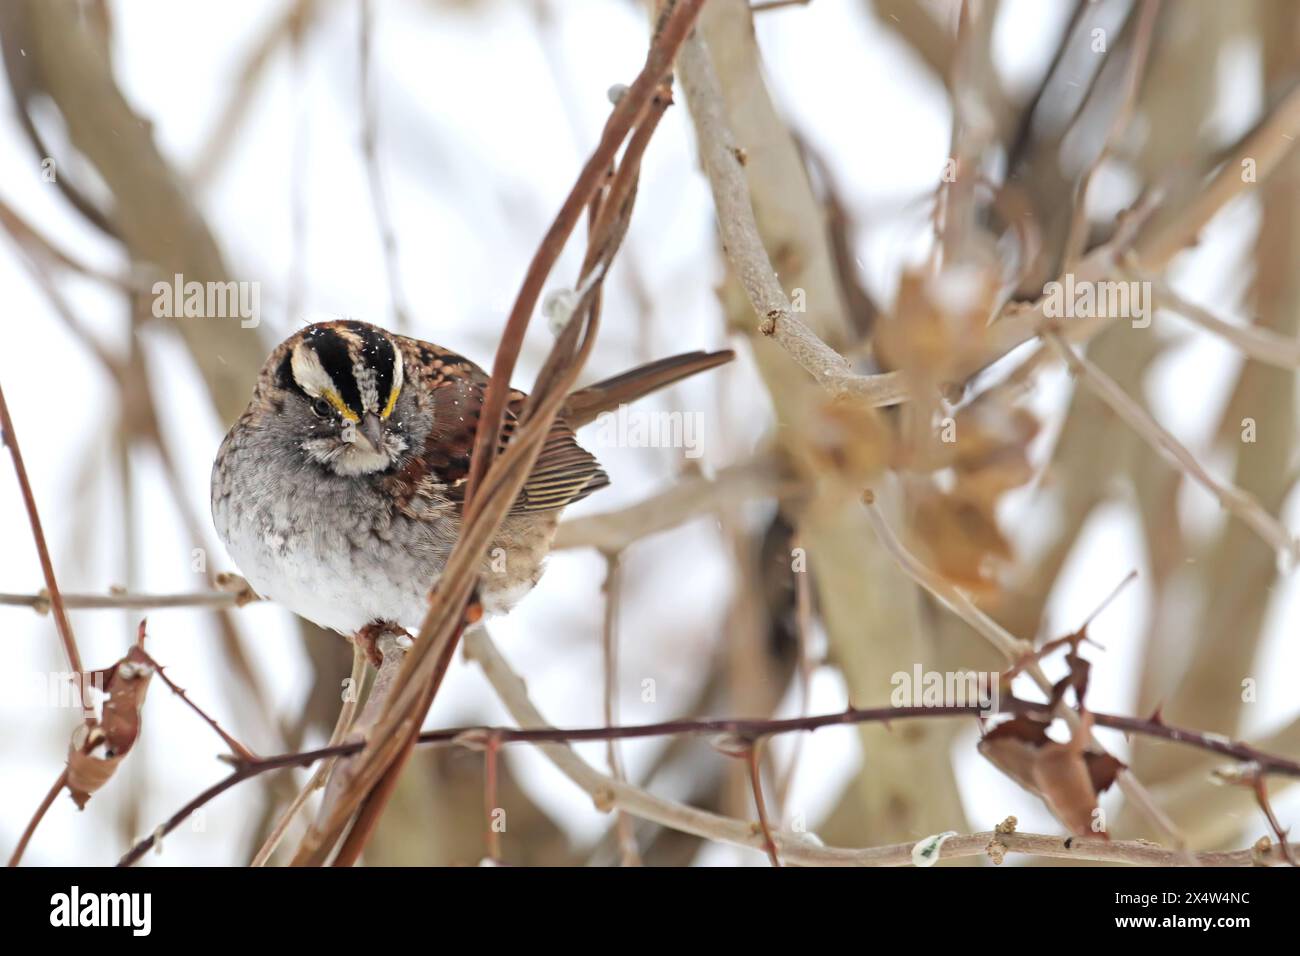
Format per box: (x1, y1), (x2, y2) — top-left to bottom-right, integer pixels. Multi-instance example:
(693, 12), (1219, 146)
(911, 489), (1012, 593)
(789, 395), (894, 485)
(66, 635), (153, 809)
(977, 716), (1123, 839)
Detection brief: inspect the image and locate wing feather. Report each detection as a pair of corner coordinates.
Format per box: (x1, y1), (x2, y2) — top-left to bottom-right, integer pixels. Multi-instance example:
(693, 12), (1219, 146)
(385, 335), (608, 516)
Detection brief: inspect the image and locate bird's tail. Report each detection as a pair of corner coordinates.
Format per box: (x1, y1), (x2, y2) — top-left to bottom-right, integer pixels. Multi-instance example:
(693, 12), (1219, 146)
(562, 349), (734, 428)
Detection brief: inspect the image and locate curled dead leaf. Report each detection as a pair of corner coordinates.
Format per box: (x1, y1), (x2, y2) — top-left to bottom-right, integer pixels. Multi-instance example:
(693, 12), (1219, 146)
(65, 630), (153, 809)
(876, 267), (999, 386)
(977, 716), (1123, 839)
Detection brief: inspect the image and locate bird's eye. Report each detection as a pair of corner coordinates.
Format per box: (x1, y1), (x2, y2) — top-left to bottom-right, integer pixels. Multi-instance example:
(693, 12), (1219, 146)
(311, 398), (334, 418)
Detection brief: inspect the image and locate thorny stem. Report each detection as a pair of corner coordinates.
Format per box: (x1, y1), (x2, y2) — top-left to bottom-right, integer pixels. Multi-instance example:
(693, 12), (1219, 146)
(139, 649), (259, 764)
(118, 690), (1300, 866)
(862, 492), (1188, 849)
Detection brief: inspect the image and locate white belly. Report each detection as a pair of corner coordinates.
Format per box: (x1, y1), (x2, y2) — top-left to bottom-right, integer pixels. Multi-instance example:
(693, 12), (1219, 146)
(213, 493), (442, 635)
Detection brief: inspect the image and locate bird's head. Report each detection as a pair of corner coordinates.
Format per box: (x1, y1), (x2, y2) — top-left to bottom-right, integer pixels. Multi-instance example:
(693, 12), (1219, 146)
(264, 319), (414, 476)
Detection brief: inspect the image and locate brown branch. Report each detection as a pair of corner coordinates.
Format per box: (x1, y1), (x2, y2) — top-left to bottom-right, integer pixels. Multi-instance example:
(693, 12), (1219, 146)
(292, 629), (411, 864)
(463, 0), (708, 507)
(464, 626), (1283, 867)
(1133, 77), (1300, 269)
(122, 708), (1297, 870)
(7, 769), (67, 867)
(870, 0), (954, 83)
(0, 378), (86, 705)
(118, 676), (1300, 868)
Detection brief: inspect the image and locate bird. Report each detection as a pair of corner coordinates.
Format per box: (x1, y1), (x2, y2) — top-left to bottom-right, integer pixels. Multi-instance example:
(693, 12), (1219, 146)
(211, 319), (732, 660)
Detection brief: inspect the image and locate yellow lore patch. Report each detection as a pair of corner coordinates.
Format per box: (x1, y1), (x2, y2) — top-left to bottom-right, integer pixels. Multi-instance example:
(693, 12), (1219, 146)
(381, 382), (401, 419)
(324, 390), (360, 422)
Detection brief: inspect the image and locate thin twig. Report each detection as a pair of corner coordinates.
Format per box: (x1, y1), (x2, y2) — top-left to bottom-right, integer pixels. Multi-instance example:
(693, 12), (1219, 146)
(0, 197), (138, 292)
(1248, 772), (1298, 867)
(553, 460), (793, 552)
(7, 770), (68, 867)
(1046, 330), (1299, 561)
(1139, 269), (1300, 369)
(601, 553), (641, 865)
(860, 490), (1029, 659)
(861, 491), (1188, 848)
(138, 649), (258, 763)
(0, 379), (86, 706)
(747, 742), (780, 867)
(1061, 0), (1161, 267)
(0, 589), (256, 612)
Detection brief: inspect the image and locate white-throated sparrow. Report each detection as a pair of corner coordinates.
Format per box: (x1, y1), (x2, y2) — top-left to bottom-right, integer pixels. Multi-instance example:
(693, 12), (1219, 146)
(211, 319), (730, 651)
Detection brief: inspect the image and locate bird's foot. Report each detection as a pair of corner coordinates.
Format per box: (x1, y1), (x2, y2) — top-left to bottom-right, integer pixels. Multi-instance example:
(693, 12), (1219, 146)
(353, 620), (409, 668)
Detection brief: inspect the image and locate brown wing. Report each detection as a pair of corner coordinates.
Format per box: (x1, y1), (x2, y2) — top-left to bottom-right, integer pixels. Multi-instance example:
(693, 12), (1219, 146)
(383, 336), (607, 516)
(514, 422), (609, 512)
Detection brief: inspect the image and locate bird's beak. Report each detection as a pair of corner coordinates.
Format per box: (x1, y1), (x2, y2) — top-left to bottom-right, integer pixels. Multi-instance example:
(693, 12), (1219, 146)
(358, 412), (385, 452)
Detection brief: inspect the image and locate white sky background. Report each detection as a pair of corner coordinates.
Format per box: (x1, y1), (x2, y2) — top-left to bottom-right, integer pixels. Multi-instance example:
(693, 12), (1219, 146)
(0, 0), (1296, 865)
